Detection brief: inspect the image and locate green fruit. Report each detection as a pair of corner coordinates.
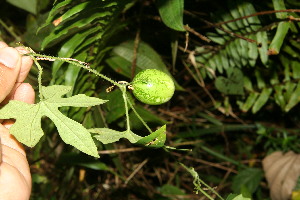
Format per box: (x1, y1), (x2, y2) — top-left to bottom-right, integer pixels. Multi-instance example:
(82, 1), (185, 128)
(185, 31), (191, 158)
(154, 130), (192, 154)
(132, 69), (175, 105)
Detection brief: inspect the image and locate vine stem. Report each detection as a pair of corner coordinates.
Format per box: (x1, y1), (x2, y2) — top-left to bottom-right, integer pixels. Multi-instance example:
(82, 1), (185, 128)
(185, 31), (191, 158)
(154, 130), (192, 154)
(197, 178), (224, 200)
(125, 94), (152, 133)
(180, 163), (225, 200)
(26, 51), (155, 133)
(0, 19), (21, 41)
(30, 56), (44, 100)
(120, 87), (130, 131)
(27, 52), (122, 88)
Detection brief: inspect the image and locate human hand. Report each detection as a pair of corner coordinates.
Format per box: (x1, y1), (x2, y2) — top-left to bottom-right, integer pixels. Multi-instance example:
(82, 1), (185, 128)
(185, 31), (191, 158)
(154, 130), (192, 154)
(0, 41), (35, 200)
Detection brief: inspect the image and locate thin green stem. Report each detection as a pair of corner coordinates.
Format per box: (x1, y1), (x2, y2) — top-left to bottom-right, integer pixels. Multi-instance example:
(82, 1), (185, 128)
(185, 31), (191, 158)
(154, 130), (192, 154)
(180, 163), (224, 200)
(0, 19), (21, 41)
(27, 52), (139, 133)
(31, 56), (44, 100)
(197, 187), (214, 200)
(121, 87), (130, 131)
(126, 96), (152, 133)
(198, 179), (224, 200)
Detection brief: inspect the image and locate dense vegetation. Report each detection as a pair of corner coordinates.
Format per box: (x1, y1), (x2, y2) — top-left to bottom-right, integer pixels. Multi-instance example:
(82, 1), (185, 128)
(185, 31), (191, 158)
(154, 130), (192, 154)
(1, 0), (300, 199)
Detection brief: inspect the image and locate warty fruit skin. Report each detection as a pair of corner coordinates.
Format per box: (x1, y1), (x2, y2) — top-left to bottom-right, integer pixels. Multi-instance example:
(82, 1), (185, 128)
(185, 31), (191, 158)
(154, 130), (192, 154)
(132, 69), (175, 105)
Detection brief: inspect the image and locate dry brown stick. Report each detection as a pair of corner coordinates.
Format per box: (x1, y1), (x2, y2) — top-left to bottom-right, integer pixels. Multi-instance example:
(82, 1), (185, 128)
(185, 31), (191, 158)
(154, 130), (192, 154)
(125, 158), (148, 185)
(182, 60), (217, 105)
(182, 60), (204, 87)
(212, 167), (234, 198)
(172, 152), (238, 173)
(158, 108), (190, 122)
(184, 25), (211, 43)
(98, 147), (143, 154)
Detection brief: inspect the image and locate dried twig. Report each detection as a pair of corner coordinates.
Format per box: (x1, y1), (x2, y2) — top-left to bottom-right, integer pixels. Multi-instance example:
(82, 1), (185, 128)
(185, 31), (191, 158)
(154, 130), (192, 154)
(125, 158), (148, 185)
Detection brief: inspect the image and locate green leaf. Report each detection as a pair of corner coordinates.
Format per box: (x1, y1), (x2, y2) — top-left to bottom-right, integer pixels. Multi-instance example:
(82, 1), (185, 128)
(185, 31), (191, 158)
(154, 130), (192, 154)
(6, 0), (37, 14)
(64, 52), (87, 96)
(0, 85), (107, 157)
(247, 35), (258, 67)
(101, 89), (134, 123)
(0, 101), (43, 146)
(273, 0), (288, 18)
(156, 0), (185, 31)
(159, 184), (186, 195)
(106, 56), (132, 78)
(37, 0), (73, 32)
(215, 68), (244, 95)
(91, 125), (167, 148)
(268, 0), (289, 55)
(109, 40), (184, 90)
(46, 110), (98, 157)
(268, 22), (290, 55)
(256, 31), (269, 65)
(77, 162), (110, 171)
(252, 88), (273, 113)
(90, 128), (142, 144)
(240, 93), (259, 112)
(285, 82), (300, 112)
(54, 2), (91, 23)
(226, 194), (251, 200)
(291, 60), (300, 79)
(51, 27), (99, 79)
(40, 0), (121, 49)
(136, 125), (166, 148)
(232, 168), (263, 194)
(42, 11), (108, 49)
(274, 85), (286, 109)
(226, 194), (239, 200)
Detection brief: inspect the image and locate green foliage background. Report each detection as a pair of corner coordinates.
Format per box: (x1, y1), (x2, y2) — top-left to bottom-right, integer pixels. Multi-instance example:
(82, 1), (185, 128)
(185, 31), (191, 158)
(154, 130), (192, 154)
(1, 0), (300, 199)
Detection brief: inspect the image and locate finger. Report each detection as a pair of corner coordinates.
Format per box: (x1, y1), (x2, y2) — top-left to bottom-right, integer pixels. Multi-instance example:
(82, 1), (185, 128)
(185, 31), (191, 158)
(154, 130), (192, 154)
(0, 136), (2, 164)
(0, 122), (31, 186)
(1, 142), (31, 189)
(0, 41), (8, 49)
(0, 120), (32, 186)
(15, 47), (33, 82)
(5, 83), (35, 104)
(12, 83), (35, 103)
(0, 123), (25, 156)
(0, 47), (21, 102)
(0, 162), (31, 200)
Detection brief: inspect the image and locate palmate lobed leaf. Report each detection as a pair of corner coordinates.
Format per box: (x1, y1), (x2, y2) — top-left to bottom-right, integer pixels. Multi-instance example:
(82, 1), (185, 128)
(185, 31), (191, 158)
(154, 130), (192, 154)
(0, 85), (108, 157)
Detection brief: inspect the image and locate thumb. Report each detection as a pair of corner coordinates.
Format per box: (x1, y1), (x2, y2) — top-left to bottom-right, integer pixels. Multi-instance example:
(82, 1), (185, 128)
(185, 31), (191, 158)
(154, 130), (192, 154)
(0, 47), (21, 102)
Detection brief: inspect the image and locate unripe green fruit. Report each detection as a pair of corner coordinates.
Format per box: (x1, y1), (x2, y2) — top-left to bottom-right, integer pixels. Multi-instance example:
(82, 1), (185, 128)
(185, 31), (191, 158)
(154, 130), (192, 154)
(132, 69), (175, 105)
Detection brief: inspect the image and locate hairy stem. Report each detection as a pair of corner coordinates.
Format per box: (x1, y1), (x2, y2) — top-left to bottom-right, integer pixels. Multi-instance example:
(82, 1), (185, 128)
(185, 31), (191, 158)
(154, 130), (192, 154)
(31, 56), (44, 100)
(27, 53), (121, 87)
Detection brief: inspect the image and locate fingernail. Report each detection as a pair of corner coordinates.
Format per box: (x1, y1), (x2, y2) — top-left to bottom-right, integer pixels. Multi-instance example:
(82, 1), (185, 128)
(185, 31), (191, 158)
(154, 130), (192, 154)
(0, 47), (20, 68)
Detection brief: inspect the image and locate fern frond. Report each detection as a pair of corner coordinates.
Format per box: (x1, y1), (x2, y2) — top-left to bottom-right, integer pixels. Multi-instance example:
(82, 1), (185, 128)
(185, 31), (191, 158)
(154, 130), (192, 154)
(195, 1), (268, 77)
